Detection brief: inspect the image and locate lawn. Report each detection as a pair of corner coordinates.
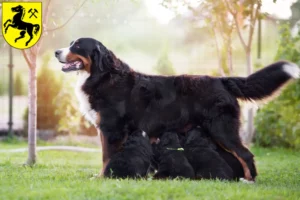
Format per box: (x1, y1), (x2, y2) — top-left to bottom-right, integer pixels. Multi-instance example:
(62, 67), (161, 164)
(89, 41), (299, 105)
(0, 144), (299, 200)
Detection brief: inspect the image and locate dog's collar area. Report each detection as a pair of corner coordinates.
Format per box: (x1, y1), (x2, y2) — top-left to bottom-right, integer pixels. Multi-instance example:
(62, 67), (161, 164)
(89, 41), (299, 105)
(166, 147), (184, 151)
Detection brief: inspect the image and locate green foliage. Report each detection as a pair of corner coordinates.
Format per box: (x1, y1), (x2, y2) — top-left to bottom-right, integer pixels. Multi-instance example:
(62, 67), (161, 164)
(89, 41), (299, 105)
(255, 23), (300, 149)
(13, 72), (26, 96)
(154, 47), (176, 75)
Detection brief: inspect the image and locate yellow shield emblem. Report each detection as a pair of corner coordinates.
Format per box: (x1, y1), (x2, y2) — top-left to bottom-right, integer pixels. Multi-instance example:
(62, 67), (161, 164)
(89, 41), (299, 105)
(2, 2), (42, 49)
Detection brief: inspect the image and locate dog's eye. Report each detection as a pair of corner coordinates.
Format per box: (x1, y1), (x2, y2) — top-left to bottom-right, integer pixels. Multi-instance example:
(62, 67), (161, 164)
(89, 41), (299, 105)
(75, 45), (80, 49)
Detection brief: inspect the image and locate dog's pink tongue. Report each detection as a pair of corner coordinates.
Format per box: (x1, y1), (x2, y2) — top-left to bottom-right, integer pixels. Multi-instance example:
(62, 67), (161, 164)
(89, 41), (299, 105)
(63, 61), (80, 69)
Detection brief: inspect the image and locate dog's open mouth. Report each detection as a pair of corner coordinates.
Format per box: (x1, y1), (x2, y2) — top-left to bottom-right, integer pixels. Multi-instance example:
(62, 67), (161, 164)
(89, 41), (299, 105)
(62, 60), (84, 72)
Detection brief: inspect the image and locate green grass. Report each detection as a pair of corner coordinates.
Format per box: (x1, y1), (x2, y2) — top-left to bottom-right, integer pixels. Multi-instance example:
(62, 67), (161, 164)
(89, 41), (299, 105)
(0, 145), (299, 200)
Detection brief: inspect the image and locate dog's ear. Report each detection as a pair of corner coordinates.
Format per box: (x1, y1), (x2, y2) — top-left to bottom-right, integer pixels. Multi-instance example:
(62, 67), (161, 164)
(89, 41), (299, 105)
(93, 45), (119, 72)
(92, 45), (104, 71)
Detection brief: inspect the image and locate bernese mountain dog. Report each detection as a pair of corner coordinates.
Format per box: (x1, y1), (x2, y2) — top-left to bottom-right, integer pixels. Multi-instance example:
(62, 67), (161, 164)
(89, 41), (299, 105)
(151, 132), (195, 179)
(55, 37), (300, 181)
(103, 130), (152, 179)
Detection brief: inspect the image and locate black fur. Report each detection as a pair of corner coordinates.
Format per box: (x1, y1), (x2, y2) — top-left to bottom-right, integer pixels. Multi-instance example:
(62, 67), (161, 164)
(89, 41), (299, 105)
(152, 132), (195, 179)
(215, 145), (245, 180)
(56, 38), (298, 180)
(103, 130), (152, 179)
(184, 127), (234, 180)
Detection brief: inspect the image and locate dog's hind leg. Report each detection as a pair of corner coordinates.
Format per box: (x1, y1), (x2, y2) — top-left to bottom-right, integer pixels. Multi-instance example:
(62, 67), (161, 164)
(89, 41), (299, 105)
(15, 31), (26, 43)
(207, 111), (257, 181)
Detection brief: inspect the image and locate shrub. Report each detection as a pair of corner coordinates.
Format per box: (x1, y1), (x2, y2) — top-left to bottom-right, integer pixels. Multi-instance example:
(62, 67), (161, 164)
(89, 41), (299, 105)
(14, 72), (26, 96)
(36, 54), (62, 130)
(254, 23), (300, 149)
(22, 53), (97, 137)
(154, 46), (176, 75)
(23, 53), (62, 135)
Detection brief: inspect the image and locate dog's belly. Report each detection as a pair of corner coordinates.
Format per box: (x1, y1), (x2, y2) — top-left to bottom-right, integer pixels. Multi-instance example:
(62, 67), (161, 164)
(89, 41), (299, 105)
(137, 105), (192, 136)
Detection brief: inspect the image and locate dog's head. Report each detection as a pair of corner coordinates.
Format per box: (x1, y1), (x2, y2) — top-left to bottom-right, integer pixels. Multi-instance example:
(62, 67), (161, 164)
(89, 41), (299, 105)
(185, 127), (214, 148)
(159, 132), (181, 148)
(55, 38), (123, 74)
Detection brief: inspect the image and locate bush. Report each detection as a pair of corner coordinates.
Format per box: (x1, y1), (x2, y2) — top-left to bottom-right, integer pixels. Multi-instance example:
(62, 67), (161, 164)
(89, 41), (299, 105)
(14, 72), (26, 96)
(22, 53), (96, 137)
(154, 46), (176, 75)
(23, 53), (62, 135)
(36, 54), (62, 130)
(254, 23), (300, 149)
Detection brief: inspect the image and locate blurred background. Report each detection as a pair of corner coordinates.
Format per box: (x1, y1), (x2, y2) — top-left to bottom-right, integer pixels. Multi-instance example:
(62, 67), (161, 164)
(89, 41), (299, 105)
(0, 0), (299, 149)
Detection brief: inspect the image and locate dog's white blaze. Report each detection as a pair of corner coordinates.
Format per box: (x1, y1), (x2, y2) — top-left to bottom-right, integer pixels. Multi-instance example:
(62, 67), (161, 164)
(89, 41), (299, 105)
(239, 178), (255, 184)
(57, 47), (70, 63)
(75, 71), (99, 126)
(142, 131), (146, 137)
(283, 63), (300, 79)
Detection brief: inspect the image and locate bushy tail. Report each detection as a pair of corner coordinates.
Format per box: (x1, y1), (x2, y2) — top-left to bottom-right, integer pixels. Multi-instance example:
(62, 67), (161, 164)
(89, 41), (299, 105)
(34, 24), (40, 35)
(221, 61), (300, 101)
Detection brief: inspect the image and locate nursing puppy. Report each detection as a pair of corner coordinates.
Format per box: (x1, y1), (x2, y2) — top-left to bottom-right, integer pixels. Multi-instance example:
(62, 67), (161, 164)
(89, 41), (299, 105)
(103, 130), (152, 179)
(184, 127), (234, 180)
(153, 132), (195, 179)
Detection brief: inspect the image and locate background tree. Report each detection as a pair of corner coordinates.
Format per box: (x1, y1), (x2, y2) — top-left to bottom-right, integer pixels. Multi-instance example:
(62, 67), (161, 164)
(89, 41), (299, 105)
(0, 0), (88, 165)
(222, 0), (262, 144)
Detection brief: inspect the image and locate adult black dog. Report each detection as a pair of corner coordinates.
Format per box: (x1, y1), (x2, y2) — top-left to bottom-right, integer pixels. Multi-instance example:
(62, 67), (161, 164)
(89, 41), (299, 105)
(103, 130), (152, 179)
(184, 127), (236, 180)
(152, 132), (195, 179)
(55, 38), (300, 180)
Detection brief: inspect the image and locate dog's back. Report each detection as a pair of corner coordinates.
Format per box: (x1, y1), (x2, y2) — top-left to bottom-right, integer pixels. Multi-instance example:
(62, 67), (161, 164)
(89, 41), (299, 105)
(184, 127), (234, 180)
(153, 132), (195, 179)
(104, 130), (152, 179)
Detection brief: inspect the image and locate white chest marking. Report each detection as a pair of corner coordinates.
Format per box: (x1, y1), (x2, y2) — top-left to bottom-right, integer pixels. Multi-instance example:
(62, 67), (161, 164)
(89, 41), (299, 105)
(75, 71), (99, 126)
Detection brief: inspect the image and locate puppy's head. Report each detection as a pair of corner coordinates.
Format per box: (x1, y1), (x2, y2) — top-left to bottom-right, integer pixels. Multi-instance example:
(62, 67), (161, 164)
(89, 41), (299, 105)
(159, 132), (181, 148)
(54, 38), (121, 74)
(185, 127), (215, 148)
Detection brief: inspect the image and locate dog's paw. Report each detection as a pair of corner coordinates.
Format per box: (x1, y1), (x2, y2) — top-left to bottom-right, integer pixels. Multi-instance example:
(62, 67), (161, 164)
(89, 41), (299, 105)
(90, 173), (103, 180)
(239, 178), (255, 184)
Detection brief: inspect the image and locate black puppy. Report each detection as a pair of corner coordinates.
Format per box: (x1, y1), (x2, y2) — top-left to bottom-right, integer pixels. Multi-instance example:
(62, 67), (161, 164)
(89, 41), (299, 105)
(103, 130), (152, 179)
(184, 127), (234, 180)
(152, 132), (195, 179)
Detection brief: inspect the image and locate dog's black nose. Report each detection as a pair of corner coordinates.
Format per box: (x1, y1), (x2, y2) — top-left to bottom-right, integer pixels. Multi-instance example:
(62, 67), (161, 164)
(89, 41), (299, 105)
(55, 50), (62, 57)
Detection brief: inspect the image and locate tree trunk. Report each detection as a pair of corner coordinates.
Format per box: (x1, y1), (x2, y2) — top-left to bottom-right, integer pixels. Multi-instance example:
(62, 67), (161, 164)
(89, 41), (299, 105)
(227, 37), (233, 76)
(245, 50), (254, 145)
(27, 64), (37, 165)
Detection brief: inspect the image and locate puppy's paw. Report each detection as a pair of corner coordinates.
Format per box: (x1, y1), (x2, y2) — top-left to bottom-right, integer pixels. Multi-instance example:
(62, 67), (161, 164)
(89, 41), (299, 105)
(90, 173), (103, 180)
(239, 178), (255, 184)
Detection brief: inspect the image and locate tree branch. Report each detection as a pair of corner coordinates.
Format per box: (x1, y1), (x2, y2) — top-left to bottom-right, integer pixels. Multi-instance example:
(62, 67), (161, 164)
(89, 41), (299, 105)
(223, 0), (236, 16)
(37, 0), (52, 50)
(247, 2), (261, 48)
(22, 50), (32, 69)
(211, 27), (225, 77)
(223, 0), (247, 50)
(46, 0), (88, 32)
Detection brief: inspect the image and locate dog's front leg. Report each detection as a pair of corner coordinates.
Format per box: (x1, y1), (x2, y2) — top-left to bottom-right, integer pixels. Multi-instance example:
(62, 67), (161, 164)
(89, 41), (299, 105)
(97, 126), (127, 177)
